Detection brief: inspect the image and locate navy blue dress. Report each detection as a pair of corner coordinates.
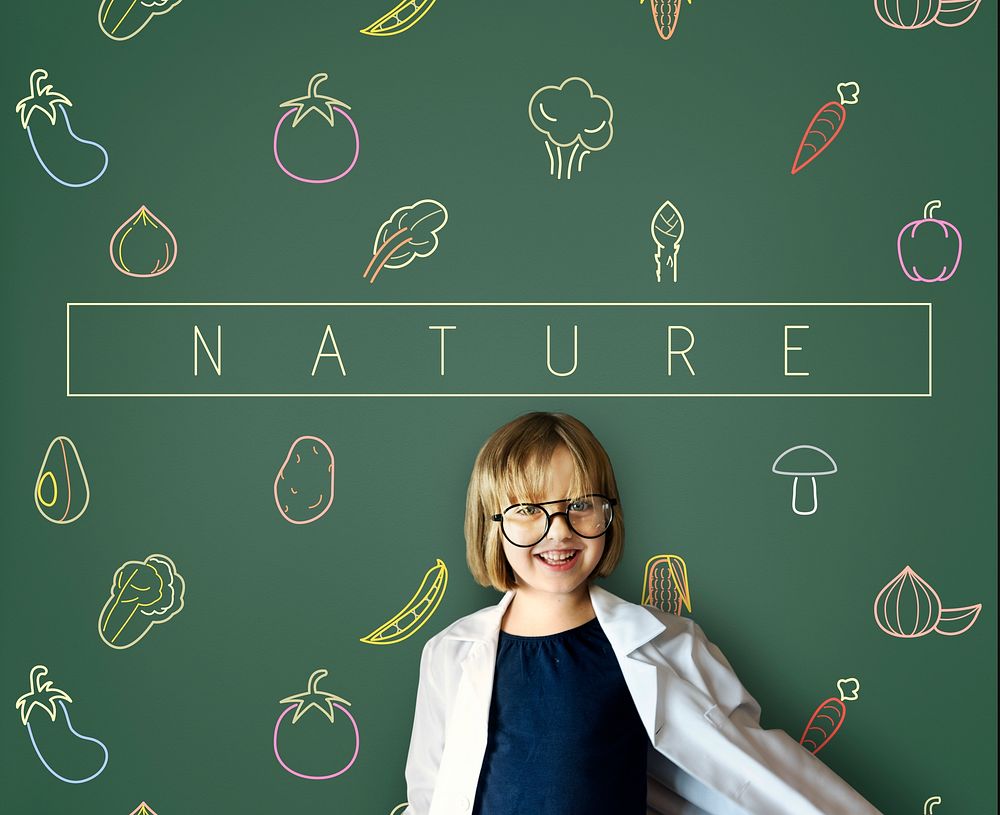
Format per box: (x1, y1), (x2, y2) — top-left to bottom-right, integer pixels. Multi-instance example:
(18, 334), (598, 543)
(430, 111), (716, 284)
(471, 615), (650, 814)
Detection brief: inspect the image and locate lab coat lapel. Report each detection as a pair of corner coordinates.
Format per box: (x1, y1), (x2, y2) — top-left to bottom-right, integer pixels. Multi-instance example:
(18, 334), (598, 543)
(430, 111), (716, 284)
(444, 583), (666, 746)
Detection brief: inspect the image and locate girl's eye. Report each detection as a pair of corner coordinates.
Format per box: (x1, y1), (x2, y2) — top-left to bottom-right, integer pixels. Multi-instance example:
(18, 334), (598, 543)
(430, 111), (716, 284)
(513, 505), (540, 516)
(569, 498), (592, 511)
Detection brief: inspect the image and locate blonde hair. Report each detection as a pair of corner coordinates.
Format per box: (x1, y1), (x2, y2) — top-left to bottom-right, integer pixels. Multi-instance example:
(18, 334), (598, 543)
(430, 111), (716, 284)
(464, 411), (625, 591)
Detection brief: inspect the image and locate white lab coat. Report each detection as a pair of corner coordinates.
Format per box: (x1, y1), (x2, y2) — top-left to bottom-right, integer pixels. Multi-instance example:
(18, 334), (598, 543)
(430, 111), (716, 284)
(402, 582), (883, 815)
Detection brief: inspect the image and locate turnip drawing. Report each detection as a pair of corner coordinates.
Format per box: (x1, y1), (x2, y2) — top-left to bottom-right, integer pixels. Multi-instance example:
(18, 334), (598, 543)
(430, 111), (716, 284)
(528, 77), (613, 180)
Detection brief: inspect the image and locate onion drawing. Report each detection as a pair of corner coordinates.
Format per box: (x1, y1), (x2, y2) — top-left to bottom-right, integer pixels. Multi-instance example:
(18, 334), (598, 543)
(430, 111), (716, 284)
(873, 566), (981, 638)
(110, 205), (178, 278)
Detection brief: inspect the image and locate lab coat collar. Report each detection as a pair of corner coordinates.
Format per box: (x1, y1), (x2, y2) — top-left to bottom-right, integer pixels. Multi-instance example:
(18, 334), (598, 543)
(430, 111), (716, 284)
(440, 582), (668, 746)
(441, 581), (667, 654)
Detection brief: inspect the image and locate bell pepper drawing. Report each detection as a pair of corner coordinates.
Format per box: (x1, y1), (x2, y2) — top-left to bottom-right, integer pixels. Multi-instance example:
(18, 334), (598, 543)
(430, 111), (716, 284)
(14, 68), (109, 188)
(897, 200), (963, 283)
(15, 665), (109, 784)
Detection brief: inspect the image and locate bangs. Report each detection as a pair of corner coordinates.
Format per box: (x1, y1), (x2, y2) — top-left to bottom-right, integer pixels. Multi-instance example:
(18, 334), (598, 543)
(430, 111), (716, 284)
(493, 440), (600, 509)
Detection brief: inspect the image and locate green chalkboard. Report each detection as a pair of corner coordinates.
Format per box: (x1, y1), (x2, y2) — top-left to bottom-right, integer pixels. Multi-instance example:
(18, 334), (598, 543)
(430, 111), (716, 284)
(2, 1), (996, 813)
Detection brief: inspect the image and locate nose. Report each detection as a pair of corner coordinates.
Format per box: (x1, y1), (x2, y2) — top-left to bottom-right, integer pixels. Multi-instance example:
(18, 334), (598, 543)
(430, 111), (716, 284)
(547, 510), (574, 539)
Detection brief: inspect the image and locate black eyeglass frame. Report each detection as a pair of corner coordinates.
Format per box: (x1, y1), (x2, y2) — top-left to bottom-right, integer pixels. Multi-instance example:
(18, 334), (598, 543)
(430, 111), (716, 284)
(491, 494), (618, 548)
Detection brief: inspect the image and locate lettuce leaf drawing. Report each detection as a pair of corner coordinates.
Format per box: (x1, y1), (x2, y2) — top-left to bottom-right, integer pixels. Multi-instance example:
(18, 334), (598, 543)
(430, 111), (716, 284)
(363, 199), (448, 284)
(98, 553), (185, 649)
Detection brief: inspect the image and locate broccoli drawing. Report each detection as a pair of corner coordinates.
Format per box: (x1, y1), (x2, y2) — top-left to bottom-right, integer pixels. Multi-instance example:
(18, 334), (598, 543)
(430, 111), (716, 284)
(528, 76), (614, 180)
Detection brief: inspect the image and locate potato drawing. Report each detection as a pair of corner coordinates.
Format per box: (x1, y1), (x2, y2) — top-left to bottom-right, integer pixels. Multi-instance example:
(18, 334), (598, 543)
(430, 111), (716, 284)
(34, 436), (90, 524)
(274, 436), (335, 524)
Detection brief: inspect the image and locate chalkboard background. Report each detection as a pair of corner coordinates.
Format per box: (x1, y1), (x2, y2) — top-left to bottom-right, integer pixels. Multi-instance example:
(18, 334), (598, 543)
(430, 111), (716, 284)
(2, 1), (996, 813)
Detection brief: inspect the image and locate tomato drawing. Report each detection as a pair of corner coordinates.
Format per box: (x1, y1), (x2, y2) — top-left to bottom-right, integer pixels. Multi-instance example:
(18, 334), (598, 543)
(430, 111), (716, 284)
(273, 73), (360, 184)
(273, 669), (360, 780)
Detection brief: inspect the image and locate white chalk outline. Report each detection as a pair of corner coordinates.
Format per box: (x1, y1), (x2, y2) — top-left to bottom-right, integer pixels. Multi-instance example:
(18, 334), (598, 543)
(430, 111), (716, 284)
(65, 302), (932, 397)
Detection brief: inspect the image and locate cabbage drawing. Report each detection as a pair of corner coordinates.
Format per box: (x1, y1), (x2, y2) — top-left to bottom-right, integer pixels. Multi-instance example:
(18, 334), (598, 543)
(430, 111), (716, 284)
(528, 76), (614, 180)
(98, 553), (185, 649)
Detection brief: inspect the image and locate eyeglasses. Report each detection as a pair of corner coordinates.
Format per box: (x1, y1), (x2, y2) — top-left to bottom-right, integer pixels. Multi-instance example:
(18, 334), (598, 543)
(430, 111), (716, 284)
(491, 494), (617, 548)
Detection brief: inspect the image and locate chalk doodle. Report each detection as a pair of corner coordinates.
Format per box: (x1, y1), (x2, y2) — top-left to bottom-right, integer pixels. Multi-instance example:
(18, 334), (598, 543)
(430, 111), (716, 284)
(274, 436), (335, 524)
(640, 0), (694, 40)
(360, 0), (438, 36)
(799, 677), (860, 755)
(99, 0), (183, 41)
(771, 445), (837, 516)
(640, 554), (692, 616)
(98, 554), (186, 649)
(360, 558), (448, 644)
(274, 73), (359, 184)
(874, 565), (981, 638)
(34, 436), (90, 524)
(528, 77), (613, 180)
(874, 0), (981, 29)
(363, 199), (449, 284)
(15, 665), (109, 784)
(790, 82), (860, 175)
(389, 805), (408, 815)
(650, 201), (686, 283)
(110, 205), (178, 278)
(274, 669), (360, 780)
(924, 797), (942, 814)
(128, 803), (160, 815)
(14, 69), (109, 188)
(897, 201), (962, 283)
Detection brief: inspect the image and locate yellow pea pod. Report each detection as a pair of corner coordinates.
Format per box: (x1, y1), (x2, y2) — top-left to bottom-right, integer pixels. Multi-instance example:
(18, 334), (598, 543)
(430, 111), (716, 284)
(360, 559), (448, 644)
(360, 0), (437, 36)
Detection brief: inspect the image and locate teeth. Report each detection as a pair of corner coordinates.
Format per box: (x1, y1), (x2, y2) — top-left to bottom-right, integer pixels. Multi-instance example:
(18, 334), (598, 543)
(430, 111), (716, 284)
(538, 551), (576, 563)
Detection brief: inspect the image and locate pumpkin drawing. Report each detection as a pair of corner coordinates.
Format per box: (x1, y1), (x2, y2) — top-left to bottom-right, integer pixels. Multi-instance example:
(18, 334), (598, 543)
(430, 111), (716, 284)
(874, 0), (981, 29)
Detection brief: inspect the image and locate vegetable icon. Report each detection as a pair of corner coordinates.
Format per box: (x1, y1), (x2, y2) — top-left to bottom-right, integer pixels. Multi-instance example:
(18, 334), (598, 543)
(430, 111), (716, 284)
(110, 205), (178, 278)
(14, 68), (109, 188)
(360, 558), (448, 644)
(15, 665), (109, 784)
(897, 200), (962, 283)
(874, 565), (981, 638)
(650, 200), (686, 283)
(771, 445), (837, 516)
(874, 0), (981, 29)
(128, 803), (160, 815)
(799, 677), (859, 755)
(640, 554), (692, 616)
(640, 0), (693, 40)
(363, 199), (449, 284)
(274, 669), (360, 780)
(360, 0), (437, 35)
(273, 73), (360, 184)
(790, 82), (860, 175)
(98, 0), (183, 41)
(528, 77), (614, 180)
(924, 797), (942, 814)
(274, 436), (335, 524)
(34, 435), (90, 524)
(98, 553), (185, 649)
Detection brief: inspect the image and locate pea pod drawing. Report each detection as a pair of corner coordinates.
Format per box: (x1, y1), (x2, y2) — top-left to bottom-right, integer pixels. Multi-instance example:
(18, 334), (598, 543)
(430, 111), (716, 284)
(15, 665), (109, 784)
(14, 68), (109, 188)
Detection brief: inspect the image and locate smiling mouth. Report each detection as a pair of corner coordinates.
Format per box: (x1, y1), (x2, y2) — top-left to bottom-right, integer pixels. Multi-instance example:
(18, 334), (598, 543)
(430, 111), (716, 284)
(535, 550), (580, 565)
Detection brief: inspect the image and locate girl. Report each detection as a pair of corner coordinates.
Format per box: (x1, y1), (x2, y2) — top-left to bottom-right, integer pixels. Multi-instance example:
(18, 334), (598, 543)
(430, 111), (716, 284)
(403, 411), (882, 815)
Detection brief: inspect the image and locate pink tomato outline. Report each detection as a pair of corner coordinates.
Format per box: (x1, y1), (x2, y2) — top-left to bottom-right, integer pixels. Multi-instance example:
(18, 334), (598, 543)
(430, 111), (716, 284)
(273, 107), (359, 184)
(272, 702), (360, 780)
(897, 217), (963, 283)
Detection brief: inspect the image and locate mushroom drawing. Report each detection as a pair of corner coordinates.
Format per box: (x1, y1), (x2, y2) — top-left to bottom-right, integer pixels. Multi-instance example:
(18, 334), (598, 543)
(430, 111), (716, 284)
(771, 445), (837, 516)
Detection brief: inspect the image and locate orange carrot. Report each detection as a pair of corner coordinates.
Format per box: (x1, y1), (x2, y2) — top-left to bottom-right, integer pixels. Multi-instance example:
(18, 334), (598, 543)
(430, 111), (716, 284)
(791, 82), (860, 175)
(799, 697), (846, 754)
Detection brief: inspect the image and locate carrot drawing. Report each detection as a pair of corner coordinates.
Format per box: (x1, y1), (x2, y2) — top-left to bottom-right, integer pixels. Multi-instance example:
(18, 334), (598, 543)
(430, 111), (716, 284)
(791, 82), (860, 175)
(799, 677), (859, 755)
